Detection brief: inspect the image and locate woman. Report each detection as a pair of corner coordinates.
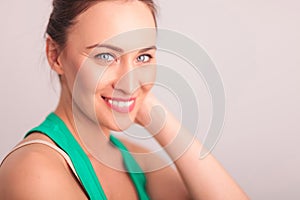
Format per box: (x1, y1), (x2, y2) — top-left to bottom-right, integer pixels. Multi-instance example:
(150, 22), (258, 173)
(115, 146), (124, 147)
(0, 0), (249, 199)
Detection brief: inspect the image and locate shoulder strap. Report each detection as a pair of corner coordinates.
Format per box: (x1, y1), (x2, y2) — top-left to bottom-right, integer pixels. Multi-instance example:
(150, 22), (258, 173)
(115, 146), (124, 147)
(25, 113), (107, 200)
(110, 135), (150, 200)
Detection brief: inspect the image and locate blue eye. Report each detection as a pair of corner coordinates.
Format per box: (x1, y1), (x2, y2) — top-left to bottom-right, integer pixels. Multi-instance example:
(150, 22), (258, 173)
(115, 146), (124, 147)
(94, 53), (115, 62)
(137, 54), (152, 63)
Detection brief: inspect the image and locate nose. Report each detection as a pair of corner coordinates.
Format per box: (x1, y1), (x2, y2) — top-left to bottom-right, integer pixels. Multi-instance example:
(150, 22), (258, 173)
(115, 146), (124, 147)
(113, 58), (140, 96)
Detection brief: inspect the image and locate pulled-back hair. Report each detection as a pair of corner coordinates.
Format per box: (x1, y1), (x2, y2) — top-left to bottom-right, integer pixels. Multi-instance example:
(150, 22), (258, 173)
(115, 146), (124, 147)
(46, 0), (157, 49)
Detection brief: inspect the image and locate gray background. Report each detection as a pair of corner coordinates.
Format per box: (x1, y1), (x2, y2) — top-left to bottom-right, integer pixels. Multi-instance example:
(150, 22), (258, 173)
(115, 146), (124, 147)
(1, 0), (299, 199)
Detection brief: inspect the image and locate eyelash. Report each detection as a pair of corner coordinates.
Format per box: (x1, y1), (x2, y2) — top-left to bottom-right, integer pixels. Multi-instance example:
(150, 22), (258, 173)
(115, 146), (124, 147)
(137, 54), (153, 63)
(93, 53), (153, 64)
(94, 53), (115, 63)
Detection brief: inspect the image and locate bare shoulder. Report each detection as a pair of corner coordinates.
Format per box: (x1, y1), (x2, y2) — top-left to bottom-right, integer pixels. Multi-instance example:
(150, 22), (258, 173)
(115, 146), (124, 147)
(118, 137), (191, 199)
(0, 136), (87, 200)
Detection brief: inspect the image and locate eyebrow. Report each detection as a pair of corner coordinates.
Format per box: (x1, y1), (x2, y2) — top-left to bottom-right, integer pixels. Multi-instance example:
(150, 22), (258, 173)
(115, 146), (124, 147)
(138, 45), (157, 53)
(86, 44), (123, 52)
(86, 43), (157, 53)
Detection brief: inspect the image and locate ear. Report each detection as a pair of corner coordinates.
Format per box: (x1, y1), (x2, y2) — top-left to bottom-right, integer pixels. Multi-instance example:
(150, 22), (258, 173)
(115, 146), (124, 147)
(46, 37), (64, 75)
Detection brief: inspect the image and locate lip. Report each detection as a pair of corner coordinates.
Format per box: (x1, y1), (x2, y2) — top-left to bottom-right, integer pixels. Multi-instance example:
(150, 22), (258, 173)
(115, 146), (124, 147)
(102, 96), (136, 113)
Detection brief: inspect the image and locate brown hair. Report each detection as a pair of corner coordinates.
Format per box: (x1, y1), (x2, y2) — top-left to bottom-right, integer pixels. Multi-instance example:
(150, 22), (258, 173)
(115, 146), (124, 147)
(46, 0), (157, 50)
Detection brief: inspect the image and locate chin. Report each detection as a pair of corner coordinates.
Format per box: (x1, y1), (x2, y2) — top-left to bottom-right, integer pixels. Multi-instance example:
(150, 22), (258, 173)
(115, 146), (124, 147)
(97, 112), (136, 133)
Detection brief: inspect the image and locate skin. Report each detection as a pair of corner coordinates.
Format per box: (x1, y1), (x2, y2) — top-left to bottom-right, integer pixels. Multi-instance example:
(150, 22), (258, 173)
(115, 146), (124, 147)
(0, 1), (249, 199)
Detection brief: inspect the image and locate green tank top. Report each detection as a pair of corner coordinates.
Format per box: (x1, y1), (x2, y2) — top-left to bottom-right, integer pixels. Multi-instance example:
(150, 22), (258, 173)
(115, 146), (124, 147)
(25, 113), (150, 200)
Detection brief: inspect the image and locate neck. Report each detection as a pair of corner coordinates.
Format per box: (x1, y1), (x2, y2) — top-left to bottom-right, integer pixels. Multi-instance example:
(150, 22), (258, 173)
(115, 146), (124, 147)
(54, 83), (111, 157)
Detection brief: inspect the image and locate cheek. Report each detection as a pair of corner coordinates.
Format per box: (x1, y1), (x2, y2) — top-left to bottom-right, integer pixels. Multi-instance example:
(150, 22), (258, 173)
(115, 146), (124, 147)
(72, 59), (108, 118)
(137, 64), (157, 89)
(75, 60), (103, 91)
(95, 66), (118, 92)
(60, 50), (85, 92)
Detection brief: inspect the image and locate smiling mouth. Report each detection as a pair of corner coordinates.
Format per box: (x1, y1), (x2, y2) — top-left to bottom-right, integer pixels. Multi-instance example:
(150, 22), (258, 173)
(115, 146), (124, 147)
(102, 96), (136, 113)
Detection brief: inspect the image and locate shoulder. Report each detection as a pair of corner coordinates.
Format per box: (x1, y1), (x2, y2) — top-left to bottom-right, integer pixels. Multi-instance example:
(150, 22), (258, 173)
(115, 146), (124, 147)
(0, 135), (87, 199)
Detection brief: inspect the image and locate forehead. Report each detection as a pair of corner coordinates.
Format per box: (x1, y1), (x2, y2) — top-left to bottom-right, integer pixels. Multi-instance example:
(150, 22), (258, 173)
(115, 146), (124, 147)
(67, 1), (156, 50)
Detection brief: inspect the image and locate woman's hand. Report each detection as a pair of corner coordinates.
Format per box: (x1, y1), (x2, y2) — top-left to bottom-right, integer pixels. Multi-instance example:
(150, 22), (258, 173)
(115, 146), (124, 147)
(135, 92), (167, 134)
(134, 93), (249, 200)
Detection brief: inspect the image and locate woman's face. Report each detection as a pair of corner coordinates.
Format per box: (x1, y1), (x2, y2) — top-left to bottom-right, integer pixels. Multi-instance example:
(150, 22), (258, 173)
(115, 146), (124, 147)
(58, 1), (157, 133)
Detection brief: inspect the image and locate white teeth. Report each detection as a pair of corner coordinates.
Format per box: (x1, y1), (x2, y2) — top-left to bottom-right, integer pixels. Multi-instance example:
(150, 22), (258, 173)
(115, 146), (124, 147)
(128, 100), (134, 106)
(119, 102), (125, 107)
(107, 99), (134, 108)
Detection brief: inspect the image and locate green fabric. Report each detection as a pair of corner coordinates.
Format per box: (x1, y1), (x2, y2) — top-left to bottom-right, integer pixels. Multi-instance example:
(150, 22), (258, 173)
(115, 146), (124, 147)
(25, 113), (150, 200)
